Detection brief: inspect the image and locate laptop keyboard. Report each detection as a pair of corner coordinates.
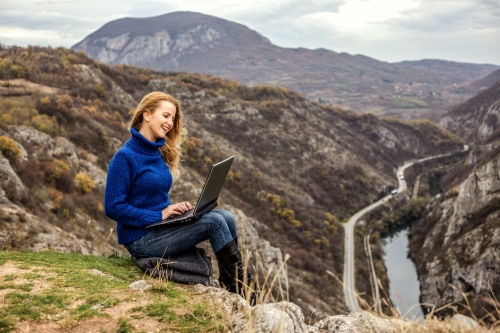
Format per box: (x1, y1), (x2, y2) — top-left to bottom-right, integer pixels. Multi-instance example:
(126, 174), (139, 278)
(165, 208), (194, 220)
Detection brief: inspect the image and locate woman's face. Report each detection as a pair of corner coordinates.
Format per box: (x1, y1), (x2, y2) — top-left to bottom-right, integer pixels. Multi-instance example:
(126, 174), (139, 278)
(142, 100), (177, 140)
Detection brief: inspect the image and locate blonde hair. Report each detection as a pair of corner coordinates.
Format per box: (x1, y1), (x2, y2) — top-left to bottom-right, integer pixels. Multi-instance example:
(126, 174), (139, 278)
(129, 92), (186, 179)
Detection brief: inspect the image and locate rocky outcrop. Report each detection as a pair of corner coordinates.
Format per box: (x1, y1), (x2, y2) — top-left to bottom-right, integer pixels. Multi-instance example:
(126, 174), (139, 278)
(194, 284), (412, 333)
(0, 151), (26, 197)
(409, 151), (500, 314)
(0, 191), (97, 254)
(7, 125), (80, 168)
(6, 125), (108, 190)
(233, 207), (288, 289)
(74, 64), (136, 110)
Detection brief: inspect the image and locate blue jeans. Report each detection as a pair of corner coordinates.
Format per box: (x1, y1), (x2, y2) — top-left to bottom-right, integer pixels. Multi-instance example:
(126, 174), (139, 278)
(125, 209), (237, 258)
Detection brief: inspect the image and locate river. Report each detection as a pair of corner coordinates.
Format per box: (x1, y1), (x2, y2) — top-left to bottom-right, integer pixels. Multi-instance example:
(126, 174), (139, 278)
(383, 227), (424, 321)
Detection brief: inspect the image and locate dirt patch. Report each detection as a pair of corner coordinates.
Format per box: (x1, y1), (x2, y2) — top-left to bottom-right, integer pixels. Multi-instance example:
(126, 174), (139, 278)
(0, 260), (57, 291)
(16, 320), (61, 333)
(0, 260), (23, 277)
(0, 79), (60, 95)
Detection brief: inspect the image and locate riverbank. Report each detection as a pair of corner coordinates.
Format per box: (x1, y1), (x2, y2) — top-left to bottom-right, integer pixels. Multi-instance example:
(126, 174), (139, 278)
(354, 154), (466, 316)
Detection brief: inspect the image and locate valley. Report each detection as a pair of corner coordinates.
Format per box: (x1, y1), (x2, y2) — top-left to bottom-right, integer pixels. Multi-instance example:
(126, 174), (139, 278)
(0, 45), (467, 317)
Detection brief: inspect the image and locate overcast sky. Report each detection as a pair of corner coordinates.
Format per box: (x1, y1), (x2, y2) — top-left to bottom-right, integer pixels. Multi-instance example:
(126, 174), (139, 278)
(0, 0), (499, 65)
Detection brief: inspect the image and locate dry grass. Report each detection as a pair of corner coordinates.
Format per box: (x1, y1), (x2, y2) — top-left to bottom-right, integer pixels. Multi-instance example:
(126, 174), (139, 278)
(327, 268), (500, 332)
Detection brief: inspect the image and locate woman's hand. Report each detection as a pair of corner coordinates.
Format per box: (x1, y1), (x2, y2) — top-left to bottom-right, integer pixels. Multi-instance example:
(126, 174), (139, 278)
(162, 201), (194, 220)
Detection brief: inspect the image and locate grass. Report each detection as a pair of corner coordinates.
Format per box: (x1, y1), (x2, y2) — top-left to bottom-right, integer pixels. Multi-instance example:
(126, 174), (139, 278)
(0, 250), (226, 332)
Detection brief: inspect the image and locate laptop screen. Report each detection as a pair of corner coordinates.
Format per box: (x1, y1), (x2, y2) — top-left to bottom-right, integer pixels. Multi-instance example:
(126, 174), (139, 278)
(194, 156), (234, 213)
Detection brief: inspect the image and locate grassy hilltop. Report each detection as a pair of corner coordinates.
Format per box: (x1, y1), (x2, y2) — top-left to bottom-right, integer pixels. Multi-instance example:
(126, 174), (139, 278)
(0, 250), (225, 333)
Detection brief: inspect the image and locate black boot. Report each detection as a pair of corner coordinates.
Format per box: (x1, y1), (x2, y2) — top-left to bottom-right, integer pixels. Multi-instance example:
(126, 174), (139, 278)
(215, 240), (257, 305)
(218, 237), (248, 291)
(218, 261), (232, 290)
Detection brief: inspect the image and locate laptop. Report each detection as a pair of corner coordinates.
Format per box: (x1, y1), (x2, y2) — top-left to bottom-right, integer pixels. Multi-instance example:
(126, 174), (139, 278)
(147, 155), (234, 228)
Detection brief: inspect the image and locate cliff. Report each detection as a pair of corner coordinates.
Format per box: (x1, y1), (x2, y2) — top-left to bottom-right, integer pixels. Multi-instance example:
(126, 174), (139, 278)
(409, 80), (500, 320)
(409, 149), (500, 319)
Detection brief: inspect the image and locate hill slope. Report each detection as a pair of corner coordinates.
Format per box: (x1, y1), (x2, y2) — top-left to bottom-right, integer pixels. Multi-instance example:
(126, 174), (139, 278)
(71, 11), (499, 116)
(0, 45), (464, 314)
(439, 81), (500, 144)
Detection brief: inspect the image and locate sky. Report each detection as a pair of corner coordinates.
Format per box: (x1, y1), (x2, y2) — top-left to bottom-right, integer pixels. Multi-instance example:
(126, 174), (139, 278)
(0, 0), (499, 65)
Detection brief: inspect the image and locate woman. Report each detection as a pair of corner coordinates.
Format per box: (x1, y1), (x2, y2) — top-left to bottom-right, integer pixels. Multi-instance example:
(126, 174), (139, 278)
(104, 91), (253, 298)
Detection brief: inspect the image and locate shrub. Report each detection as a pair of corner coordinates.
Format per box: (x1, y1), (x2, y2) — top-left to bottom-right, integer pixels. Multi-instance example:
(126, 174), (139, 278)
(31, 114), (58, 135)
(0, 136), (21, 159)
(94, 84), (106, 98)
(75, 172), (96, 193)
(53, 159), (70, 171)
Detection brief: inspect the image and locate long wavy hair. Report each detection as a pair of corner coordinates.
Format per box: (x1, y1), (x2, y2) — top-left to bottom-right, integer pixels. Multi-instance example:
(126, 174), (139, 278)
(129, 92), (186, 179)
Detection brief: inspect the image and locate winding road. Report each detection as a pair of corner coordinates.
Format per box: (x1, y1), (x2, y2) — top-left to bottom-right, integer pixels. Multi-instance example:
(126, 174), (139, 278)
(342, 146), (468, 313)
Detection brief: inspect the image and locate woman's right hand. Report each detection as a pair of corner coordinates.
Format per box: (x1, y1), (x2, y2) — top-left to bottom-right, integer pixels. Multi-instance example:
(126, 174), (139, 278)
(161, 201), (194, 220)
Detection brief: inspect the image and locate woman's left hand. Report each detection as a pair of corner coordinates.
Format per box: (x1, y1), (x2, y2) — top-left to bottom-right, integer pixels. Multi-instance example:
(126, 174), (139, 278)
(172, 201), (194, 213)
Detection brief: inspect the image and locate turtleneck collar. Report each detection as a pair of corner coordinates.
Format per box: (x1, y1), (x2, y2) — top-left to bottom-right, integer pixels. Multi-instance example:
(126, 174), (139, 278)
(126, 127), (166, 156)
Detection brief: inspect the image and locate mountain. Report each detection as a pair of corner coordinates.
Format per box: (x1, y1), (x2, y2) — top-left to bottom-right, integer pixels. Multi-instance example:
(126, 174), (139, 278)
(408, 81), (500, 321)
(470, 68), (500, 91)
(0, 45), (464, 315)
(439, 81), (500, 144)
(71, 11), (499, 117)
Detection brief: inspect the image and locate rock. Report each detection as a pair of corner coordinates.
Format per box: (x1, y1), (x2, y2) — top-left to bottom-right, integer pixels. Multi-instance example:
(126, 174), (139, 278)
(232, 301), (309, 333)
(193, 284), (250, 317)
(12, 140), (28, 163)
(412, 153), (500, 310)
(79, 160), (107, 190)
(75, 64), (136, 109)
(0, 151), (26, 197)
(129, 280), (152, 292)
(7, 125), (80, 167)
(0, 200), (98, 254)
(233, 208), (288, 292)
(313, 311), (408, 333)
(450, 314), (480, 330)
(90, 269), (105, 276)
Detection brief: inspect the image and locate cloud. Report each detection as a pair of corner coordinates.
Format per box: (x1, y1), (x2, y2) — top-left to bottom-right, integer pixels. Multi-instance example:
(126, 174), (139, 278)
(388, 0), (500, 32)
(0, 0), (498, 64)
(0, 25), (76, 47)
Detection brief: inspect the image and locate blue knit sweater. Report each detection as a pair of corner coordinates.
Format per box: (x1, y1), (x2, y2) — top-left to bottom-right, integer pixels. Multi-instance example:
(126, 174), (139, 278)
(104, 128), (172, 245)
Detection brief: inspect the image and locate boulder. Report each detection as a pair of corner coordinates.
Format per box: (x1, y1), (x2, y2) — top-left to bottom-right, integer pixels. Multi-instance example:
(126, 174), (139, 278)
(129, 280), (152, 292)
(193, 284), (250, 318)
(313, 311), (408, 333)
(231, 301), (309, 333)
(450, 314), (480, 330)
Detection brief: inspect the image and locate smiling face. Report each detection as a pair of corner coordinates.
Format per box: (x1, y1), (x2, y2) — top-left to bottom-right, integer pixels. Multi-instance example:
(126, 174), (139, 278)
(140, 100), (177, 142)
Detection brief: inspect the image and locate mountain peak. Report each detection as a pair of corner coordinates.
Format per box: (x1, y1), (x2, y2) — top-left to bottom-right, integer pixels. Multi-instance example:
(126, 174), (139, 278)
(72, 11), (271, 68)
